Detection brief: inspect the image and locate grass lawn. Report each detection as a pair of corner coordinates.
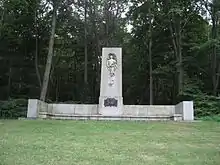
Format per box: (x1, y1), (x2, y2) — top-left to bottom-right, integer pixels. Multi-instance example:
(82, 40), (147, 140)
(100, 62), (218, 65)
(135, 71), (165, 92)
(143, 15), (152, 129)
(0, 120), (220, 165)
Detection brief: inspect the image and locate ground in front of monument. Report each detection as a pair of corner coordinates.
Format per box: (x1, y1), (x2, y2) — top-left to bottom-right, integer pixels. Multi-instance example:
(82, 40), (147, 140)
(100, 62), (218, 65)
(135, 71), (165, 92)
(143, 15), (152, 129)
(1, 120), (220, 165)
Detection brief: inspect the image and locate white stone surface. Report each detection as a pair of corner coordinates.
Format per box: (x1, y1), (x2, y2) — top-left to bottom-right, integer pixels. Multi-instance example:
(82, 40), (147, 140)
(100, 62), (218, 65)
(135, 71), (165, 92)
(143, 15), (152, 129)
(27, 99), (48, 118)
(74, 104), (98, 115)
(147, 106), (175, 116)
(123, 105), (175, 116)
(48, 104), (53, 114)
(27, 99), (194, 121)
(175, 102), (183, 114)
(99, 48), (123, 116)
(172, 114), (183, 121)
(175, 101), (194, 121)
(183, 101), (194, 121)
(51, 104), (75, 114)
(38, 100), (48, 113)
(27, 99), (38, 118)
(51, 104), (98, 115)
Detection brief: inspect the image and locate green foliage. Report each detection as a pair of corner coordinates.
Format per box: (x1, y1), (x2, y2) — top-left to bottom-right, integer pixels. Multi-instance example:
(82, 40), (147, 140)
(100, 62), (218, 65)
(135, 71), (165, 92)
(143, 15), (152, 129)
(194, 95), (220, 117)
(0, 99), (27, 119)
(181, 91), (220, 117)
(1, 0), (220, 118)
(199, 115), (220, 122)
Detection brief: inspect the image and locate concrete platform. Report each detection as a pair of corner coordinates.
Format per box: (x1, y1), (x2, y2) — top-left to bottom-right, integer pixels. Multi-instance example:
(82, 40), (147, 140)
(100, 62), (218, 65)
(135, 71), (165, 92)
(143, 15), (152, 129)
(27, 99), (194, 121)
(38, 112), (182, 121)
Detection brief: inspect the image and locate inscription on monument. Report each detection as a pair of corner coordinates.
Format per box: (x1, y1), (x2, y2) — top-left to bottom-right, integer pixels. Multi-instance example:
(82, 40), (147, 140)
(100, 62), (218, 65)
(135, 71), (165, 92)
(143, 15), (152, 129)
(104, 98), (118, 107)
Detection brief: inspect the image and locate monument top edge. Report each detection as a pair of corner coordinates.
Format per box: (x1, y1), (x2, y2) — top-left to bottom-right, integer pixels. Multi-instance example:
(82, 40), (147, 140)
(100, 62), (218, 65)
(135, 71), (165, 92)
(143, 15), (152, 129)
(102, 47), (122, 49)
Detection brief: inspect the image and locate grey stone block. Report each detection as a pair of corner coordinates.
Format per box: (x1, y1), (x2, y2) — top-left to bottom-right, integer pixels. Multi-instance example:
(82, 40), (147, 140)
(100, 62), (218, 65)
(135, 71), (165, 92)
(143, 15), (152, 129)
(175, 101), (194, 121)
(99, 48), (123, 116)
(27, 99), (38, 118)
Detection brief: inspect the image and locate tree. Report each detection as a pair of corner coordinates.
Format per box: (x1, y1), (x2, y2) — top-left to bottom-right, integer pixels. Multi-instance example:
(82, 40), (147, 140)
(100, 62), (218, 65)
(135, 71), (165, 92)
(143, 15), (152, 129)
(40, 0), (59, 101)
(84, 0), (88, 85)
(205, 0), (220, 95)
(34, 0), (42, 88)
(1, 0), (220, 118)
(148, 0), (153, 105)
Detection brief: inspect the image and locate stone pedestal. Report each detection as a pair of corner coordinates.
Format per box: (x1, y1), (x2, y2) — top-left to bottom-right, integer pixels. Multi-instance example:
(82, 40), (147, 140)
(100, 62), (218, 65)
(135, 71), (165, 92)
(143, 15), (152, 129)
(175, 101), (194, 121)
(99, 48), (123, 116)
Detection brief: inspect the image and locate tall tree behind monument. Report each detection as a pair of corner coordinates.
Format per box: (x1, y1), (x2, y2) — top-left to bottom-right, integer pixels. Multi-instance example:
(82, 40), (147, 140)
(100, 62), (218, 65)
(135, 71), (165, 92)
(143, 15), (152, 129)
(206, 0), (220, 95)
(84, 0), (88, 85)
(148, 0), (153, 105)
(40, 0), (58, 101)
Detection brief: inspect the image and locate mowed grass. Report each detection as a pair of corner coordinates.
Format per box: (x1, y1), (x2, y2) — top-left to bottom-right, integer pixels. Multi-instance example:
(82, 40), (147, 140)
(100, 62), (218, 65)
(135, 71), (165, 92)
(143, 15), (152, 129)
(0, 120), (220, 165)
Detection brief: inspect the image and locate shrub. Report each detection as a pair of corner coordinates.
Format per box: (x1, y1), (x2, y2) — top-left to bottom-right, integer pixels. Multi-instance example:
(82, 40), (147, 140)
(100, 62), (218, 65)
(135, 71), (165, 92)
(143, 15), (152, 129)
(199, 115), (220, 122)
(0, 99), (28, 119)
(181, 92), (220, 117)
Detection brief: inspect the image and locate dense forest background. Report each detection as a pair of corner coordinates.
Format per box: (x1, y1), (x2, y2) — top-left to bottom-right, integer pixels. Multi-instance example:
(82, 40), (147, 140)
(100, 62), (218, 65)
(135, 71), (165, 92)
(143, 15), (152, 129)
(1, 0), (220, 118)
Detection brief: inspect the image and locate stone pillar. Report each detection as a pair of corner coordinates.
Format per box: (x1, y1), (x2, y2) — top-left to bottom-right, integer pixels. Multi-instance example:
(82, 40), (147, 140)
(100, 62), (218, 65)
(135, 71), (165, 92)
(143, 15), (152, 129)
(27, 99), (49, 119)
(99, 47), (123, 116)
(27, 99), (39, 118)
(175, 101), (194, 121)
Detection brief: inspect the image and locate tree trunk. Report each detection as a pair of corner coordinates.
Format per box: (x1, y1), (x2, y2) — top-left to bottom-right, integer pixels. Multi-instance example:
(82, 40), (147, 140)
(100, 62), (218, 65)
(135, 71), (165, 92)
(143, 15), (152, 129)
(0, 1), (5, 38)
(83, 0), (88, 102)
(40, 2), (58, 101)
(73, 51), (78, 101)
(165, 0), (183, 97)
(84, 0), (88, 84)
(34, 6), (42, 88)
(89, 0), (101, 102)
(172, 73), (177, 104)
(104, 1), (109, 46)
(148, 0), (153, 105)
(211, 15), (218, 95)
(176, 16), (183, 95)
(7, 60), (11, 100)
(55, 76), (60, 102)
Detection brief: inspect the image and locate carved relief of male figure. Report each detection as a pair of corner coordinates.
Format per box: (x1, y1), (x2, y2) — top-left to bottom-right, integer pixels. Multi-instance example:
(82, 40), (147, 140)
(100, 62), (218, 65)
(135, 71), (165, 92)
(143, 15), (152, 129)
(106, 53), (117, 77)
(106, 53), (117, 86)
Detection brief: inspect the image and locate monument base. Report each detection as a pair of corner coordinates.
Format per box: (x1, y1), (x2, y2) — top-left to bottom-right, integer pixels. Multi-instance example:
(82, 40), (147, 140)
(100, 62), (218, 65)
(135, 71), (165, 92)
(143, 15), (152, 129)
(27, 99), (194, 121)
(98, 96), (123, 116)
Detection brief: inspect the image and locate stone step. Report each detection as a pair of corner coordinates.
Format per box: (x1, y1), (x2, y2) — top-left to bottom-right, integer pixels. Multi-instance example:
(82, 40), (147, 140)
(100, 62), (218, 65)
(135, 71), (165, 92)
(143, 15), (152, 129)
(38, 112), (182, 121)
